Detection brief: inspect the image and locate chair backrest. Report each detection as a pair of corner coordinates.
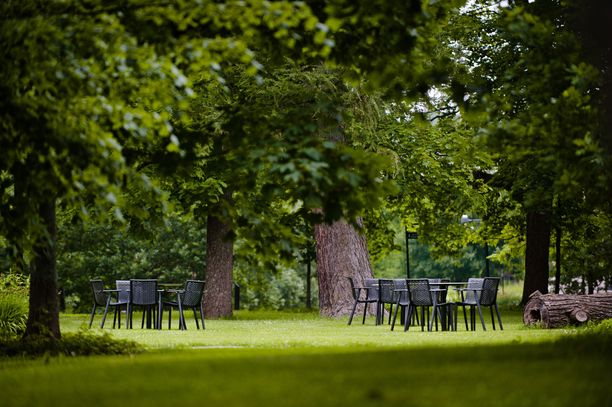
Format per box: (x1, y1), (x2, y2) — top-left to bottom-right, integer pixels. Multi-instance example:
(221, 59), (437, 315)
(428, 278), (447, 302)
(464, 278), (484, 304)
(393, 279), (408, 305)
(116, 280), (130, 303)
(378, 279), (396, 303)
(130, 279), (158, 306)
(90, 279), (107, 306)
(346, 277), (359, 301)
(181, 280), (205, 307)
(364, 278), (380, 301)
(479, 277), (500, 306)
(407, 279), (433, 306)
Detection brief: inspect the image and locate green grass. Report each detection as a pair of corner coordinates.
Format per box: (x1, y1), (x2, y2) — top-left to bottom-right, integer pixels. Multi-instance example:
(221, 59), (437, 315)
(1, 306), (611, 407)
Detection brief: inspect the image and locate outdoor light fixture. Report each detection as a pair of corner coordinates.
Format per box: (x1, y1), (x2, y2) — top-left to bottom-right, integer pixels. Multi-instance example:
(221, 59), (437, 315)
(460, 214), (481, 224)
(460, 214), (489, 277)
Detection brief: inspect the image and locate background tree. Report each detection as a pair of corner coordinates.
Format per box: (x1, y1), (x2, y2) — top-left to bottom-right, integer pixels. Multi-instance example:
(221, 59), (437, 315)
(0, 0), (327, 340)
(445, 0), (608, 303)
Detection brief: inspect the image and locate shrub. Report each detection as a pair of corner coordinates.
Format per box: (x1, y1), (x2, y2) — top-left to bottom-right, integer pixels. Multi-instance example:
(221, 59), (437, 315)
(0, 329), (141, 358)
(0, 272), (29, 338)
(0, 293), (28, 337)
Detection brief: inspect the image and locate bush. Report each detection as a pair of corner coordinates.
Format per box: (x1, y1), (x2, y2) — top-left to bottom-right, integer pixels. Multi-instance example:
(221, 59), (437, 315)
(0, 329), (141, 358)
(0, 272), (29, 338)
(0, 293), (28, 337)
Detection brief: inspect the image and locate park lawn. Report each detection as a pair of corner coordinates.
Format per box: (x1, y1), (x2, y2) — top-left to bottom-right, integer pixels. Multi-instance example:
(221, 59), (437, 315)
(1, 310), (610, 407)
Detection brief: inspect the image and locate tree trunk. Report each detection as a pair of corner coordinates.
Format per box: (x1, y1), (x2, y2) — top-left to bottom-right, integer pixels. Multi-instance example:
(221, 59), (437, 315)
(23, 198), (61, 340)
(204, 212), (233, 318)
(521, 210), (552, 305)
(314, 218), (375, 317)
(524, 291), (612, 328)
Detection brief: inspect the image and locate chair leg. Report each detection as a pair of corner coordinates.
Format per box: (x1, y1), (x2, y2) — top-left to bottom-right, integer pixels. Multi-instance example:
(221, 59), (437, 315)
(391, 302), (401, 331)
(490, 306), (496, 330)
(495, 303), (503, 330)
(193, 308), (200, 329)
(420, 307), (426, 331)
(470, 306), (475, 330)
(348, 300), (358, 325)
(404, 306), (414, 331)
(362, 301), (368, 325)
(178, 300), (186, 330)
(476, 303), (486, 331)
(199, 306), (205, 330)
(101, 298), (111, 328)
(462, 305), (468, 331)
(141, 308), (146, 329)
(113, 306), (118, 329)
(89, 304), (97, 328)
(167, 306), (172, 330)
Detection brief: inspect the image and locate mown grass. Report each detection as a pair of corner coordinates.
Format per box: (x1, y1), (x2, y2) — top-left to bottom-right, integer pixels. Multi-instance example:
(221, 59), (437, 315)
(1, 305), (611, 407)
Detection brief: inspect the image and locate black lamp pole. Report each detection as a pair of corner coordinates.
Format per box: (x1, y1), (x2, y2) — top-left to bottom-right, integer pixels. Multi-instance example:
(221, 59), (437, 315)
(405, 228), (410, 279)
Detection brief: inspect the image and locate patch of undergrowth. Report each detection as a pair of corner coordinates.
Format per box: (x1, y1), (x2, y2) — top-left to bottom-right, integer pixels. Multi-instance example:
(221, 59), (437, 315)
(554, 318), (612, 355)
(0, 329), (142, 358)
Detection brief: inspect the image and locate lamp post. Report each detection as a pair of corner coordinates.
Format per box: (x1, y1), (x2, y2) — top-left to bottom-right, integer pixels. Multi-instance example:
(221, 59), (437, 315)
(460, 215), (490, 277)
(405, 228), (418, 279)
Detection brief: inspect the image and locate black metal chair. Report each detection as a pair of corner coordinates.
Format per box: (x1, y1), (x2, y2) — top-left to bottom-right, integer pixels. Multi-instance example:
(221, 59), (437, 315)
(88, 279), (127, 329)
(127, 279), (160, 329)
(347, 277), (379, 325)
(391, 279), (409, 331)
(113, 280), (130, 328)
(429, 278), (452, 330)
(454, 277), (503, 331)
(162, 280), (206, 330)
(364, 278), (382, 324)
(378, 279), (396, 325)
(404, 279), (454, 332)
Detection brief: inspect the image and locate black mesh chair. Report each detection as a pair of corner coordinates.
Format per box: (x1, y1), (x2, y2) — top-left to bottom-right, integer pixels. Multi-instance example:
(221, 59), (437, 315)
(162, 280), (206, 330)
(364, 278), (382, 324)
(428, 278), (452, 330)
(127, 279), (160, 329)
(88, 279), (127, 329)
(404, 279), (454, 332)
(454, 277), (503, 331)
(347, 277), (379, 325)
(391, 279), (409, 331)
(377, 279), (396, 325)
(113, 280), (130, 328)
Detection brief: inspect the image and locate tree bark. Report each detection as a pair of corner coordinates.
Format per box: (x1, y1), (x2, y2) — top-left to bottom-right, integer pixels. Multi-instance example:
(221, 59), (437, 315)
(314, 218), (375, 317)
(524, 291), (612, 328)
(204, 212), (233, 318)
(521, 210), (552, 305)
(23, 198), (61, 340)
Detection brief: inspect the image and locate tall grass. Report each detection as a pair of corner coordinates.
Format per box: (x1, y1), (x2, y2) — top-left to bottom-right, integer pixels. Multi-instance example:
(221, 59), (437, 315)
(0, 273), (28, 338)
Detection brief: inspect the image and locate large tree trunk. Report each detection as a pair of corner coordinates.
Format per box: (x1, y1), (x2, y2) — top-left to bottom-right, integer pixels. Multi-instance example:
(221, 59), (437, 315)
(23, 198), (61, 340)
(314, 218), (375, 317)
(524, 291), (612, 328)
(204, 212), (233, 318)
(522, 210), (552, 305)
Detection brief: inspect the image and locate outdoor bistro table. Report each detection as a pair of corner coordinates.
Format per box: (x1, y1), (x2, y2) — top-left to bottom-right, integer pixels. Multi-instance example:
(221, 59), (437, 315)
(429, 282), (468, 331)
(115, 281), (182, 329)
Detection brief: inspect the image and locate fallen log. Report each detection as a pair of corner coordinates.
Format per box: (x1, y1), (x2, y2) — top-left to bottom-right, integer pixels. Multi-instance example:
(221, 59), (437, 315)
(523, 291), (612, 328)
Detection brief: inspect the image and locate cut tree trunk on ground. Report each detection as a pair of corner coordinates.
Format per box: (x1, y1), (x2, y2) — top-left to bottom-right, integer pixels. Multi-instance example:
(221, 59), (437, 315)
(523, 291), (612, 328)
